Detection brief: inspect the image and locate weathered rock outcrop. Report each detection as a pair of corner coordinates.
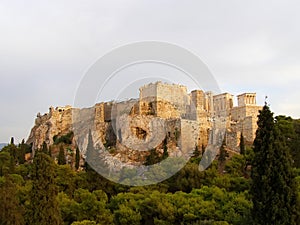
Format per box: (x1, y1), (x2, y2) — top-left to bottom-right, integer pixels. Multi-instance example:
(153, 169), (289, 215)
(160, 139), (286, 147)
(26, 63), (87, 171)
(27, 106), (73, 150)
(27, 82), (262, 171)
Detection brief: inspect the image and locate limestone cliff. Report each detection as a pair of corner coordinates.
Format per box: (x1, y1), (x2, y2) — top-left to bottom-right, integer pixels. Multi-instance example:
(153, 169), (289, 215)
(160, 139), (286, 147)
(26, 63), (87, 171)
(26, 82), (262, 169)
(27, 106), (73, 150)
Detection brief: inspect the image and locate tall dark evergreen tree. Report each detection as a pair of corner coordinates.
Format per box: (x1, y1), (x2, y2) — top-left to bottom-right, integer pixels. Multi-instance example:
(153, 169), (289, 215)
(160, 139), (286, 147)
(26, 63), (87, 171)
(162, 137), (169, 160)
(41, 141), (48, 154)
(10, 137), (14, 145)
(27, 152), (62, 225)
(75, 147), (80, 170)
(218, 138), (229, 164)
(250, 104), (299, 225)
(192, 145), (200, 158)
(18, 139), (26, 164)
(58, 145), (66, 165)
(239, 133), (245, 155)
(48, 145), (52, 157)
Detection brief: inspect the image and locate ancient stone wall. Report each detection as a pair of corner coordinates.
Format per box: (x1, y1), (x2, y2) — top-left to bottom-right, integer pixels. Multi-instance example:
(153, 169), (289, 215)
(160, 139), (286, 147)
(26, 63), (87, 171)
(139, 82), (189, 118)
(27, 82), (263, 159)
(213, 93), (233, 117)
(237, 93), (257, 106)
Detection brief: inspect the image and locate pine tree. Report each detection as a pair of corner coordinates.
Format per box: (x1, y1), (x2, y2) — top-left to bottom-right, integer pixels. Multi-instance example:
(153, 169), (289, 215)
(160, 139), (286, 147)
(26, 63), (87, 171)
(58, 145), (66, 165)
(250, 104), (299, 225)
(239, 133), (245, 155)
(75, 147), (80, 170)
(27, 152), (62, 225)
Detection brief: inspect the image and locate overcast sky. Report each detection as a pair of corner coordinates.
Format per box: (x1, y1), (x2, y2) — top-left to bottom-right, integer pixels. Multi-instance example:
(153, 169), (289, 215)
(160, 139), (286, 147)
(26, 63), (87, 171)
(1, 0), (300, 143)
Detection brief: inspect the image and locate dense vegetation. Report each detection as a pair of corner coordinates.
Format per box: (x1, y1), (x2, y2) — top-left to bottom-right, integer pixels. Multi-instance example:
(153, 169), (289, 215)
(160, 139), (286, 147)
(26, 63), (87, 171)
(0, 106), (299, 225)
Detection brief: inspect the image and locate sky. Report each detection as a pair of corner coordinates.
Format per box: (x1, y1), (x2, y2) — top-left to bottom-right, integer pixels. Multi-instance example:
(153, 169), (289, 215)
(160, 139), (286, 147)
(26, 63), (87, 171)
(1, 0), (300, 143)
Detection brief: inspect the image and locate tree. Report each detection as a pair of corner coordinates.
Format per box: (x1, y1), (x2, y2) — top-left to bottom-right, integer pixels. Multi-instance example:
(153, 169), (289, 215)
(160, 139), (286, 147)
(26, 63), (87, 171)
(276, 116), (300, 168)
(250, 104), (299, 225)
(48, 145), (52, 157)
(162, 137), (169, 160)
(75, 147), (80, 170)
(27, 152), (62, 225)
(0, 151), (11, 176)
(41, 141), (48, 154)
(193, 145), (200, 158)
(10, 137), (14, 145)
(0, 175), (25, 225)
(144, 149), (160, 165)
(218, 138), (229, 172)
(58, 145), (66, 165)
(239, 133), (245, 155)
(17, 139), (26, 164)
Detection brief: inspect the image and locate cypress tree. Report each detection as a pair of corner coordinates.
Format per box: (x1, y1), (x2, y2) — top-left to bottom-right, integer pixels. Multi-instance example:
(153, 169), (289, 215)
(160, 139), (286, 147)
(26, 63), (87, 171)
(201, 144), (205, 156)
(10, 137), (14, 145)
(218, 138), (229, 163)
(48, 145), (52, 157)
(162, 137), (169, 160)
(41, 141), (48, 154)
(58, 145), (66, 165)
(193, 145), (200, 158)
(27, 152), (62, 225)
(250, 104), (299, 225)
(239, 133), (245, 155)
(75, 147), (80, 170)
(18, 139), (26, 164)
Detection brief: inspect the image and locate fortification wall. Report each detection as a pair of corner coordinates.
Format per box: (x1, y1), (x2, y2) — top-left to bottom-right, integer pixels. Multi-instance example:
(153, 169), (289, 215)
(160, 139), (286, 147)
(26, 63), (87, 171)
(213, 93), (233, 117)
(139, 83), (157, 100)
(180, 119), (200, 155)
(231, 105), (262, 121)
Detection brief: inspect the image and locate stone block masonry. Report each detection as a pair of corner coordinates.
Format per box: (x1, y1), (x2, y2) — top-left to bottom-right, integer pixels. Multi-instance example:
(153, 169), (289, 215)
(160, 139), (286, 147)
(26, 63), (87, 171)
(27, 81), (262, 159)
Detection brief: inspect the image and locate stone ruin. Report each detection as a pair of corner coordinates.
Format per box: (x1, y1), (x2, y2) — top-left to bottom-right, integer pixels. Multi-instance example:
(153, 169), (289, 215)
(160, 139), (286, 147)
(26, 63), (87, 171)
(27, 81), (262, 166)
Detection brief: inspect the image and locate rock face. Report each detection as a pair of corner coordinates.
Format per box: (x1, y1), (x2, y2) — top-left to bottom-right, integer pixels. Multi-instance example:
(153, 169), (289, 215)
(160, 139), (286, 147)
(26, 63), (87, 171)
(27, 106), (73, 150)
(27, 81), (262, 167)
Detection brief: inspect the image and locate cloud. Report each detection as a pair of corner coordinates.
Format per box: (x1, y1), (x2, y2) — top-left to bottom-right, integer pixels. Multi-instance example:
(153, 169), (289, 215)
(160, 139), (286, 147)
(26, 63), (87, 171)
(1, 0), (300, 142)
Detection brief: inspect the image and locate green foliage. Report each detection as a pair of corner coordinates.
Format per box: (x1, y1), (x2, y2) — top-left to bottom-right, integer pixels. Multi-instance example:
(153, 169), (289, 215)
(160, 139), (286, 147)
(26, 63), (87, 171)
(59, 188), (112, 225)
(239, 133), (245, 155)
(251, 105), (299, 225)
(114, 204), (142, 225)
(58, 145), (66, 165)
(276, 115), (300, 168)
(17, 139), (27, 164)
(218, 139), (229, 164)
(2, 111), (300, 225)
(27, 152), (62, 225)
(53, 132), (74, 145)
(144, 149), (161, 166)
(0, 151), (11, 176)
(41, 141), (48, 154)
(0, 175), (25, 225)
(10, 137), (14, 145)
(75, 147), (80, 170)
(162, 138), (169, 160)
(71, 220), (98, 225)
(56, 165), (77, 196)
